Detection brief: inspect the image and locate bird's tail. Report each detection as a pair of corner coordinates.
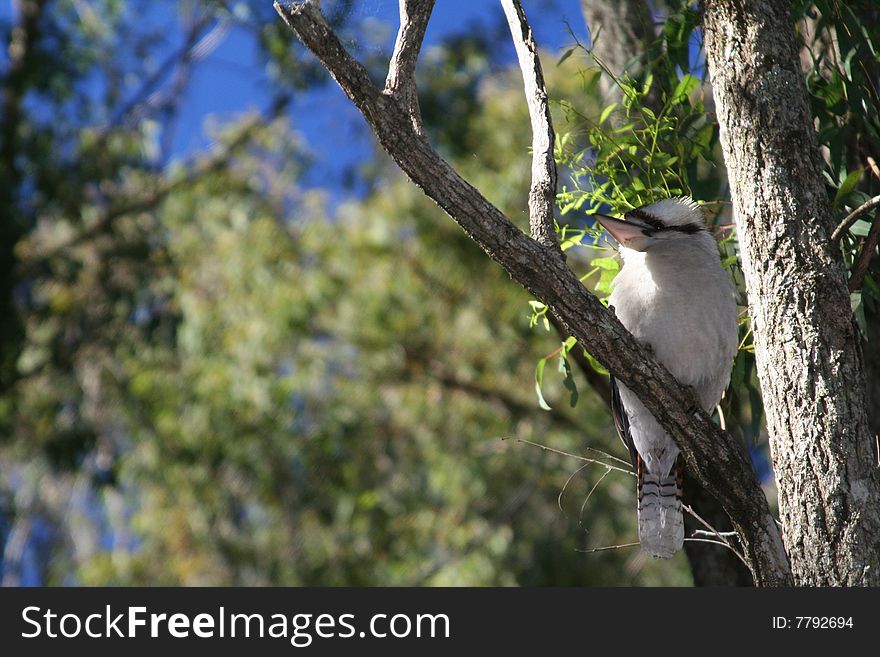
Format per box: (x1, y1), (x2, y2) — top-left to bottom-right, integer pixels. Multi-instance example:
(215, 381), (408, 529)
(637, 454), (684, 558)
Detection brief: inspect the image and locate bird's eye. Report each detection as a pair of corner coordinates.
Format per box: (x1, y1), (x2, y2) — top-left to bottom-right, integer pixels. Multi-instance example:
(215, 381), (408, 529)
(626, 209), (665, 231)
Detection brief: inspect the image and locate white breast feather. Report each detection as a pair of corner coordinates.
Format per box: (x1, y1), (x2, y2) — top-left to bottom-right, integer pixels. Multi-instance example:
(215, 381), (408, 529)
(609, 237), (737, 476)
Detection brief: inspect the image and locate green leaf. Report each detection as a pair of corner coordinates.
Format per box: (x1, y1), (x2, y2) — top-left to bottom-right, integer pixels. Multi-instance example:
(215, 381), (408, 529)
(559, 355), (579, 408)
(670, 74), (700, 104)
(841, 47), (856, 81)
(596, 268), (617, 295)
(599, 102), (617, 124)
(560, 232), (585, 251)
(557, 48), (575, 66)
(834, 168), (863, 209)
(590, 256), (619, 270)
(850, 219), (872, 237)
(748, 383), (764, 441)
(535, 358), (551, 410)
(851, 291), (867, 336)
(582, 349), (609, 376)
(729, 352), (745, 389)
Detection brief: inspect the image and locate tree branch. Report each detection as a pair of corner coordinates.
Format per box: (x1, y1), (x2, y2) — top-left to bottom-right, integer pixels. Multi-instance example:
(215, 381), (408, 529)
(274, 0), (791, 585)
(849, 211), (880, 292)
(703, 0), (880, 585)
(384, 0), (435, 135)
(831, 194), (880, 243)
(501, 0), (559, 248)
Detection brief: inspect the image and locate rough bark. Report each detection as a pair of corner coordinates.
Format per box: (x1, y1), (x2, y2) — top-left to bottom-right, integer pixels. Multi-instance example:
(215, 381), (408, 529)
(702, 0), (880, 585)
(501, 0), (558, 248)
(276, 0), (792, 585)
(384, 0), (434, 135)
(865, 303), (880, 439)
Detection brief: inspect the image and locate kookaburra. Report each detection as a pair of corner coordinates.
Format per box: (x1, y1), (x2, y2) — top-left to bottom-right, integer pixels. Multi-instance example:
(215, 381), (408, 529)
(593, 197), (738, 558)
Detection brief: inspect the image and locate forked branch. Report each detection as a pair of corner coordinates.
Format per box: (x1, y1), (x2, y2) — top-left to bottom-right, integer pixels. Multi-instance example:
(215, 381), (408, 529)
(273, 0), (792, 586)
(384, 0), (436, 135)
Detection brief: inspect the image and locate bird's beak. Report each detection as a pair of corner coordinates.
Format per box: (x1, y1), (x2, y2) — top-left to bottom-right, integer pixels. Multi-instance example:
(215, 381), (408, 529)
(592, 214), (649, 249)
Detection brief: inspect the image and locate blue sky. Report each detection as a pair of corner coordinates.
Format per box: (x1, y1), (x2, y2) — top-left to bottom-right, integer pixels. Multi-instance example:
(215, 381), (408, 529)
(172, 0), (592, 191)
(0, 1), (592, 192)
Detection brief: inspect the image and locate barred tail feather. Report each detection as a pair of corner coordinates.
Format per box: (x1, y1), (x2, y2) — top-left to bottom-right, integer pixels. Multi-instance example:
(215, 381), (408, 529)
(636, 454), (684, 558)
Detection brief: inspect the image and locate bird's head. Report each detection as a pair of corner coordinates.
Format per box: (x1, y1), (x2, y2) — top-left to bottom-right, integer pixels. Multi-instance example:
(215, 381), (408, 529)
(592, 197), (708, 253)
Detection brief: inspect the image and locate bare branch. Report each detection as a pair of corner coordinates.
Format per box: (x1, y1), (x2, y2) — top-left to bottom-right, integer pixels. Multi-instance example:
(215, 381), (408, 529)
(385, 0), (435, 135)
(684, 537), (740, 550)
(831, 194), (880, 243)
(515, 439), (635, 476)
(275, 0), (791, 586)
(682, 503), (749, 569)
(691, 529), (738, 538)
(275, 1), (383, 117)
(578, 466), (613, 531)
(501, 0), (559, 248)
(558, 462), (593, 514)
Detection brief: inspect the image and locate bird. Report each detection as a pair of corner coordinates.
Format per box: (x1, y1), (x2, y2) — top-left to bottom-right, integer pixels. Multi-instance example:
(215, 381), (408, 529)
(592, 197), (738, 558)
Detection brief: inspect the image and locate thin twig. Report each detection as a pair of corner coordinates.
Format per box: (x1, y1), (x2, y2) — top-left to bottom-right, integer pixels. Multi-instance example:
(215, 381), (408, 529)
(684, 537), (738, 549)
(578, 467), (613, 532)
(514, 438), (635, 475)
(576, 541), (640, 553)
(583, 445), (633, 467)
(682, 502), (750, 569)
(831, 194), (880, 243)
(691, 529), (738, 538)
(558, 462), (592, 514)
(500, 0), (559, 249)
(716, 403), (727, 432)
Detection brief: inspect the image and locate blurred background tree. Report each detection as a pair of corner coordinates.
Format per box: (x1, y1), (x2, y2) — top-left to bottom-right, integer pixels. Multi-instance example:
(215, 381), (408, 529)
(0, 0), (691, 586)
(1, 0), (876, 587)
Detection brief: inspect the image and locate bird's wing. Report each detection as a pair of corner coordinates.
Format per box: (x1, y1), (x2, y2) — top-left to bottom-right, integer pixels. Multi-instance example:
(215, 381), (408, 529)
(610, 374), (639, 472)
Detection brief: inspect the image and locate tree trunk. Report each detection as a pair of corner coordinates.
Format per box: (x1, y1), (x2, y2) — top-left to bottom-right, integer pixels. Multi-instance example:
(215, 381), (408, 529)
(579, 0), (655, 97)
(702, 0), (880, 585)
